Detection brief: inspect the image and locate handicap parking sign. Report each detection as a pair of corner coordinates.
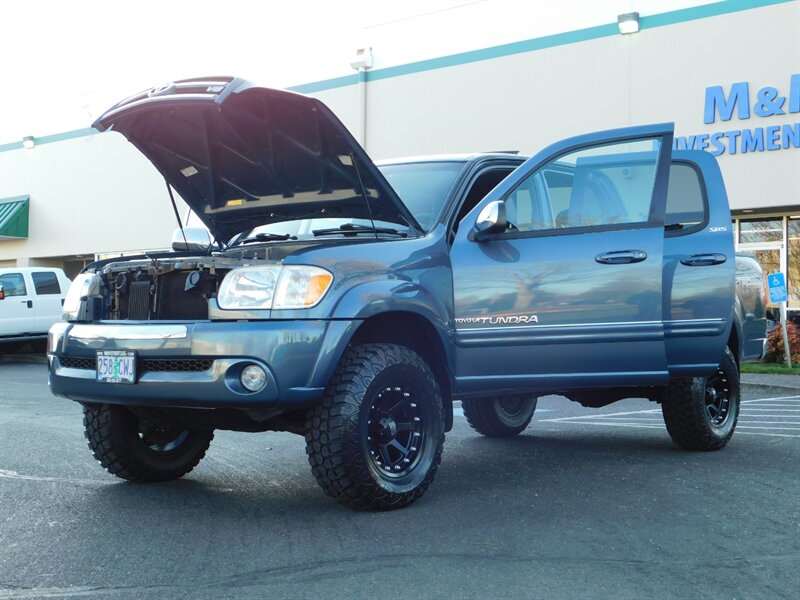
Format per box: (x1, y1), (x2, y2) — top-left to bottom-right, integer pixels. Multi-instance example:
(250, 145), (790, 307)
(767, 272), (788, 303)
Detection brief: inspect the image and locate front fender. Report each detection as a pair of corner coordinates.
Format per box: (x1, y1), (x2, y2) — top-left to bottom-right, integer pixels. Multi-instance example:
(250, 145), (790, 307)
(306, 279), (454, 389)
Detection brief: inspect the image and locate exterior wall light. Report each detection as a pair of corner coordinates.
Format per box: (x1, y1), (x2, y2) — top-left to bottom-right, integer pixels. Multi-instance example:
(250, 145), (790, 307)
(349, 47), (373, 70)
(22, 136), (35, 149)
(618, 12), (640, 34)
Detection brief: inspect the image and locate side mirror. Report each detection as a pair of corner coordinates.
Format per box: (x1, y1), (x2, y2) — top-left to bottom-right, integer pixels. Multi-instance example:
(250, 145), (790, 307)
(0, 284), (4, 300)
(172, 227), (212, 252)
(472, 200), (508, 240)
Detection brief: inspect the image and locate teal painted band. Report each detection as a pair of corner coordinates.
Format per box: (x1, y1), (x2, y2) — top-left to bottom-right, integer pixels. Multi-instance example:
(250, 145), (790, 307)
(287, 0), (794, 93)
(0, 128), (99, 153)
(1, 0), (794, 150)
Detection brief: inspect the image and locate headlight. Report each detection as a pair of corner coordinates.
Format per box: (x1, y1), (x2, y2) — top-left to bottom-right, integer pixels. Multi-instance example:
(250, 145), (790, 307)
(217, 265), (333, 310)
(63, 273), (102, 321)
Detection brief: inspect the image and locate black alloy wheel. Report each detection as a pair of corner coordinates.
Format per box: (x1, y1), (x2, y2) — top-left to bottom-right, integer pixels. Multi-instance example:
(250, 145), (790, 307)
(366, 385), (425, 477)
(83, 404), (214, 482)
(662, 346), (740, 451)
(305, 343), (445, 510)
(462, 394), (538, 437)
(704, 365), (733, 429)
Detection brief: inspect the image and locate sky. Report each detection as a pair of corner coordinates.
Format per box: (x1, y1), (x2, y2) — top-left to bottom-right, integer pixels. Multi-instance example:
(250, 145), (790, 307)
(0, 0), (716, 144)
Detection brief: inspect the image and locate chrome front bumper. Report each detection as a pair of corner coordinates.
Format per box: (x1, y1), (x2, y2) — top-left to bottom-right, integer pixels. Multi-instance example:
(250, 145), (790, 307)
(47, 320), (343, 409)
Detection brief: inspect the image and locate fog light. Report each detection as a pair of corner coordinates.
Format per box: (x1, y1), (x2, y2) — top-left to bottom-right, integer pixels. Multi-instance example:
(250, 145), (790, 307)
(240, 364), (267, 392)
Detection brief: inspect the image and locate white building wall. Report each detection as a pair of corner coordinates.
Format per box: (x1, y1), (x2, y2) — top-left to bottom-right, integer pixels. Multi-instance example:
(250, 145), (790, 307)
(311, 1), (798, 211)
(0, 132), (189, 265)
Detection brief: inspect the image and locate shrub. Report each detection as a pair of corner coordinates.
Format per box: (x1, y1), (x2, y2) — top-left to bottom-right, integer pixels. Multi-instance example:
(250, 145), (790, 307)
(763, 322), (800, 364)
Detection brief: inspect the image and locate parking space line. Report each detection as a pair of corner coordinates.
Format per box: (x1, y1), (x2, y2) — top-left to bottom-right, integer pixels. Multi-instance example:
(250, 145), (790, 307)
(742, 396), (800, 402)
(538, 394), (800, 438)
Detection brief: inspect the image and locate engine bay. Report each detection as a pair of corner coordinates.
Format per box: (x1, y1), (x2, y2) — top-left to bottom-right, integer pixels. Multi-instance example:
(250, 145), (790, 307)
(88, 257), (241, 320)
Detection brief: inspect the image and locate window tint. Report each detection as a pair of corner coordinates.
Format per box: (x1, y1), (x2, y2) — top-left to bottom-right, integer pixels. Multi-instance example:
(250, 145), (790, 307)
(504, 139), (661, 233)
(0, 273), (27, 296)
(665, 164), (706, 231)
(32, 271), (61, 295)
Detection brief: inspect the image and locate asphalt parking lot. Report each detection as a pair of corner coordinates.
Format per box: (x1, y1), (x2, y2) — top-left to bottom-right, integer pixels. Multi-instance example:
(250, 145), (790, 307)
(1, 361), (798, 599)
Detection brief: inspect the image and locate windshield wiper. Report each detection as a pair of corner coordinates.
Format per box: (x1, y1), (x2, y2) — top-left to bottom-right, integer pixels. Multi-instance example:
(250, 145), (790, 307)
(312, 223), (408, 237)
(233, 232), (298, 246)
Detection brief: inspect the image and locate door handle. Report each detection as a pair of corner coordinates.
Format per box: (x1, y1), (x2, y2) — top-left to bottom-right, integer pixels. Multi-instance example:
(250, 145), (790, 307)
(22, 300), (32, 308)
(595, 250), (647, 265)
(680, 253), (727, 267)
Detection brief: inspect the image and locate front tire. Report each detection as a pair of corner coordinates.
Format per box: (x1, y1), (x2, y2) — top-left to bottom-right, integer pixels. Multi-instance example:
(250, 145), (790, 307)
(83, 405), (213, 482)
(661, 347), (740, 451)
(462, 395), (537, 437)
(305, 343), (445, 510)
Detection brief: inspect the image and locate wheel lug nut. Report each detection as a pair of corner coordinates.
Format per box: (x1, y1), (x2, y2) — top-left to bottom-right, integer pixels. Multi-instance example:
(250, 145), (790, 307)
(394, 387), (400, 391)
(413, 417), (420, 422)
(403, 392), (410, 398)
(411, 447), (417, 451)
(410, 403), (417, 408)
(403, 458), (410, 463)
(394, 466), (401, 471)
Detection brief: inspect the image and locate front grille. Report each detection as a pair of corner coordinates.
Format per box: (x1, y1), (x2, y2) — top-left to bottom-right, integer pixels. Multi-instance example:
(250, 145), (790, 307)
(140, 359), (213, 372)
(59, 357), (213, 373)
(60, 357), (96, 370)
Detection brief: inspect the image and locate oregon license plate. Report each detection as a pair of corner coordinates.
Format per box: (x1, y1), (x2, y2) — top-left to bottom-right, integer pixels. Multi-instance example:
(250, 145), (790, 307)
(96, 351), (136, 384)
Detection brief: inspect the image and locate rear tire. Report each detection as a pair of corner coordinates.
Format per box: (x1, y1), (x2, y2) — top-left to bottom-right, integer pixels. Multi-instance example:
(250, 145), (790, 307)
(661, 347), (740, 451)
(83, 405), (213, 482)
(305, 343), (445, 510)
(462, 395), (537, 437)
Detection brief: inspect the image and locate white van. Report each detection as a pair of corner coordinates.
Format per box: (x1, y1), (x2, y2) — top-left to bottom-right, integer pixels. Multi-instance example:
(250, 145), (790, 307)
(0, 267), (71, 343)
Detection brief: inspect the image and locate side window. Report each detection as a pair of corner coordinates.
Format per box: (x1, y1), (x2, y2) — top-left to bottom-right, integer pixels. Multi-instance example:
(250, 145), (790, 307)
(504, 138), (661, 233)
(32, 271), (61, 295)
(0, 273), (27, 296)
(665, 163), (706, 233)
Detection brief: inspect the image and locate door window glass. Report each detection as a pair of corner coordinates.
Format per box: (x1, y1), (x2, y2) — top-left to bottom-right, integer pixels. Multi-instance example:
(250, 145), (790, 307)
(504, 138), (661, 233)
(739, 218), (782, 243)
(31, 271), (61, 295)
(0, 273), (27, 296)
(665, 164), (706, 232)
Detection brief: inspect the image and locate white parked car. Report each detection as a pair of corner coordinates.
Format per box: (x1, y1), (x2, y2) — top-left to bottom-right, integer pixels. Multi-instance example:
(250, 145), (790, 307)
(0, 267), (71, 343)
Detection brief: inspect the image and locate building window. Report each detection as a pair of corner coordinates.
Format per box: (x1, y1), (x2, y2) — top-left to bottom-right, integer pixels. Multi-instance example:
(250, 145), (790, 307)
(738, 218), (783, 243)
(789, 217), (799, 310)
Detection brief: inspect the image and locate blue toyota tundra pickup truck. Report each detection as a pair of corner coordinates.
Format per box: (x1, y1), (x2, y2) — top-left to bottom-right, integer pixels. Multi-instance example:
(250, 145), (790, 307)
(48, 77), (765, 510)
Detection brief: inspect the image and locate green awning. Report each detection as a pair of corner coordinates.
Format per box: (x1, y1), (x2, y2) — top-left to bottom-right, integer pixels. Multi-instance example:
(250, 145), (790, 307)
(0, 195), (29, 239)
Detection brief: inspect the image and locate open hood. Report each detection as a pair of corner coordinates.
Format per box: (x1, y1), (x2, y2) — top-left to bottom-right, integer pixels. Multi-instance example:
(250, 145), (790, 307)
(93, 76), (420, 242)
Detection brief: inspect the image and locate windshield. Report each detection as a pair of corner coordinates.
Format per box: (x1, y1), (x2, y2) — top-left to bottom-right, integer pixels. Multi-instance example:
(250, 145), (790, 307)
(236, 161), (464, 243)
(378, 162), (463, 231)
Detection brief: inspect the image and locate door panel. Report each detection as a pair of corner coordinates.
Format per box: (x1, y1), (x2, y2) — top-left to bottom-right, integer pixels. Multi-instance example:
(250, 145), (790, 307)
(451, 125), (674, 394)
(0, 272), (35, 336)
(663, 151), (735, 375)
(31, 270), (66, 332)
